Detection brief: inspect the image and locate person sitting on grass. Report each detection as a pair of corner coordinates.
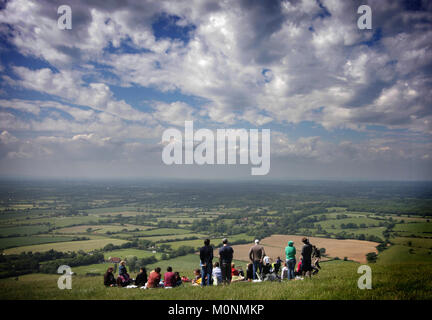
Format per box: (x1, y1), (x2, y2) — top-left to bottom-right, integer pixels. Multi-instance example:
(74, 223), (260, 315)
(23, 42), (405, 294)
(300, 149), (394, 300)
(212, 262), (222, 285)
(273, 256), (282, 276)
(245, 263), (254, 281)
(135, 267), (147, 287)
(116, 260), (132, 287)
(174, 272), (182, 287)
(280, 262), (288, 280)
(164, 266), (176, 288)
(231, 263), (245, 282)
(231, 263), (239, 276)
(104, 267), (116, 287)
(146, 267), (162, 288)
(192, 268), (202, 286)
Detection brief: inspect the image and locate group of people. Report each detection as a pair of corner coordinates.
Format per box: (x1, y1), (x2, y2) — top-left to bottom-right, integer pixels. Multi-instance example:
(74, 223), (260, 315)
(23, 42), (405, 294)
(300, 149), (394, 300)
(104, 261), (183, 289)
(103, 237), (322, 289)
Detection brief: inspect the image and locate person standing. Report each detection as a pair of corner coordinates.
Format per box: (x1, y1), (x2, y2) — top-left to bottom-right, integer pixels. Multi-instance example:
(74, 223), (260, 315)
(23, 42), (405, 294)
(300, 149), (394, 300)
(199, 238), (214, 286)
(285, 240), (296, 280)
(248, 239), (266, 279)
(301, 237), (313, 278)
(219, 238), (234, 285)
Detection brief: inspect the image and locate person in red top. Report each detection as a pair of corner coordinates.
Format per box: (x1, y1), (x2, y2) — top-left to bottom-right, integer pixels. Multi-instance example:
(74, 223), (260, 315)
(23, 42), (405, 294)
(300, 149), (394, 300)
(231, 263), (239, 276)
(146, 267), (162, 288)
(164, 266), (176, 288)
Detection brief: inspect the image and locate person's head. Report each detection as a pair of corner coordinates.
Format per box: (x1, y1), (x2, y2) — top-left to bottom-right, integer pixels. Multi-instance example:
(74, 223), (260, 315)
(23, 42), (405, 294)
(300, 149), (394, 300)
(288, 240), (294, 246)
(214, 262), (219, 268)
(277, 256), (280, 260)
(231, 263), (235, 268)
(167, 266), (173, 272)
(155, 267), (161, 274)
(247, 263), (253, 271)
(255, 239), (259, 245)
(222, 238), (228, 245)
(284, 262), (287, 267)
(302, 237), (309, 244)
(194, 268), (200, 276)
(107, 267), (114, 273)
(204, 238), (210, 246)
(120, 260), (126, 266)
(140, 267), (146, 274)
(175, 271), (180, 277)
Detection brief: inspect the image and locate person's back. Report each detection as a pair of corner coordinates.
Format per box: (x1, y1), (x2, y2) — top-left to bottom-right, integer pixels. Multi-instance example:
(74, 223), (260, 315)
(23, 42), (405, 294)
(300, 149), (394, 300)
(164, 271), (176, 287)
(212, 265), (222, 283)
(200, 244), (214, 265)
(147, 269), (161, 288)
(249, 244), (265, 262)
(135, 268), (147, 287)
(285, 241), (296, 260)
(301, 242), (312, 261)
(219, 245), (234, 263)
(104, 268), (116, 286)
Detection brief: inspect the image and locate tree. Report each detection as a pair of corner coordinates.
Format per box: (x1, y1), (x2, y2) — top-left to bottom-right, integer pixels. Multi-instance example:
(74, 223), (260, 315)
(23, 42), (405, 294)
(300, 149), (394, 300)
(366, 252), (377, 263)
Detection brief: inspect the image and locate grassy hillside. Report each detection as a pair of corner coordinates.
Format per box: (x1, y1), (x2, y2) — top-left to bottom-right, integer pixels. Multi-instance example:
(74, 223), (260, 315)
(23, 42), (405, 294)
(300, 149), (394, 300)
(0, 260), (431, 300)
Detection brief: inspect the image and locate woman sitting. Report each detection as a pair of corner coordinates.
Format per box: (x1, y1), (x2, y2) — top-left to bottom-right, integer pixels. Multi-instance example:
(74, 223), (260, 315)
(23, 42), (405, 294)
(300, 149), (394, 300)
(135, 267), (147, 287)
(116, 261), (132, 287)
(104, 267), (116, 287)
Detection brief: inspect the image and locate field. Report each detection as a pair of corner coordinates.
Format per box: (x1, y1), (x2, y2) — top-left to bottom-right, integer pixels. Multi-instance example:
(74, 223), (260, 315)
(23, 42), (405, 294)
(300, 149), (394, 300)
(3, 238), (128, 254)
(227, 235), (379, 264)
(1, 259), (431, 300)
(0, 180), (431, 300)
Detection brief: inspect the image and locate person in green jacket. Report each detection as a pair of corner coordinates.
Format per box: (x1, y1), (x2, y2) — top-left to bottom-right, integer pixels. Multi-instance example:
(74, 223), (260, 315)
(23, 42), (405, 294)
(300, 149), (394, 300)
(285, 241), (296, 280)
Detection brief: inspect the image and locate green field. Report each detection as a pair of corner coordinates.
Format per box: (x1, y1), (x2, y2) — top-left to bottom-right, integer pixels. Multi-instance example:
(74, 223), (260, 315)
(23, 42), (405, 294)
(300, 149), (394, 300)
(3, 238), (128, 254)
(0, 235), (76, 250)
(393, 222), (432, 235)
(1, 259), (431, 300)
(0, 225), (50, 237)
(103, 248), (162, 260)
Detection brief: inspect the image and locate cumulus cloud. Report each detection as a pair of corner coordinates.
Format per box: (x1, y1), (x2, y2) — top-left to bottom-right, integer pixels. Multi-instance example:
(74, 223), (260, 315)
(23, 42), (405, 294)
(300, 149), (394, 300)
(0, 0), (431, 179)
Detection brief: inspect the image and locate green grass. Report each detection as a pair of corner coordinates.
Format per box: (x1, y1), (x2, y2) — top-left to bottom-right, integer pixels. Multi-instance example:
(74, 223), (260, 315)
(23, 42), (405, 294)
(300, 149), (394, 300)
(1, 259), (431, 299)
(0, 225), (50, 237)
(3, 238), (128, 254)
(393, 222), (432, 235)
(0, 235), (76, 250)
(377, 244), (432, 264)
(103, 248), (162, 260)
(392, 237), (432, 249)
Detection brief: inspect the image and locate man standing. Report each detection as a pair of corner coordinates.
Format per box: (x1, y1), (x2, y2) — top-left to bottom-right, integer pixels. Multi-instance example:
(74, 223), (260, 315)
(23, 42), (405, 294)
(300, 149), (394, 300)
(219, 238), (234, 285)
(301, 237), (313, 278)
(249, 239), (266, 279)
(199, 238), (213, 286)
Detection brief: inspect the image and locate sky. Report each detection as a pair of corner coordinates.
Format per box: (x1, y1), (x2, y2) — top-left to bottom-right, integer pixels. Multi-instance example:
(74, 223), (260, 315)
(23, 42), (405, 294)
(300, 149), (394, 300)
(0, 0), (431, 181)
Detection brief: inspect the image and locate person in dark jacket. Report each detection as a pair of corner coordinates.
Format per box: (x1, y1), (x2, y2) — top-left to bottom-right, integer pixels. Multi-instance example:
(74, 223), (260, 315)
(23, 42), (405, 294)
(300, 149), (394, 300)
(135, 267), (147, 287)
(301, 237), (313, 278)
(199, 239), (214, 286)
(219, 238), (234, 285)
(104, 267), (116, 287)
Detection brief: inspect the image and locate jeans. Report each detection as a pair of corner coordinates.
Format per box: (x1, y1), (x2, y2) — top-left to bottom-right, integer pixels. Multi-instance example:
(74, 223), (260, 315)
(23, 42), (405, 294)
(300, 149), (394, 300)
(221, 262), (232, 284)
(252, 260), (263, 279)
(201, 263), (212, 286)
(287, 258), (296, 280)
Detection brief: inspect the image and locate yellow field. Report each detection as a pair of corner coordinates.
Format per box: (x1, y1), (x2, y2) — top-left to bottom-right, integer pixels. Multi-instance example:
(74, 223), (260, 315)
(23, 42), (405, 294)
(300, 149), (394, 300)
(222, 234), (379, 264)
(3, 238), (128, 254)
